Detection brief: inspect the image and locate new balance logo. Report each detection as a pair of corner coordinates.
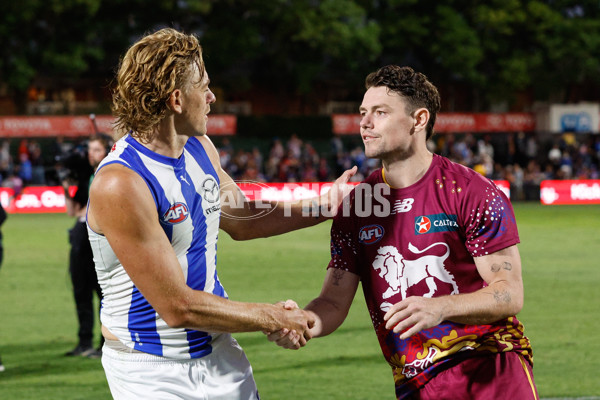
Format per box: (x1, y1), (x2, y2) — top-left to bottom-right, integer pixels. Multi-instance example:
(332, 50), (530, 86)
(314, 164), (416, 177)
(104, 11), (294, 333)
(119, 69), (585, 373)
(392, 198), (414, 213)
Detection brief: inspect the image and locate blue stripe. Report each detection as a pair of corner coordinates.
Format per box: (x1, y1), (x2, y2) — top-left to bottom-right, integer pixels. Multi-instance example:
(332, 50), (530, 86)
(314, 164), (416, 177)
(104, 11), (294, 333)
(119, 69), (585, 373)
(186, 137), (220, 185)
(186, 330), (213, 358)
(181, 139), (224, 357)
(186, 138), (225, 297)
(130, 287), (163, 355)
(181, 163), (208, 291)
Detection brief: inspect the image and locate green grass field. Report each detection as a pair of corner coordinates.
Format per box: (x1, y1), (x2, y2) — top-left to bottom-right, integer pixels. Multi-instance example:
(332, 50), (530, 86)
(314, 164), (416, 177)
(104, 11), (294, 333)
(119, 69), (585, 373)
(0, 203), (599, 399)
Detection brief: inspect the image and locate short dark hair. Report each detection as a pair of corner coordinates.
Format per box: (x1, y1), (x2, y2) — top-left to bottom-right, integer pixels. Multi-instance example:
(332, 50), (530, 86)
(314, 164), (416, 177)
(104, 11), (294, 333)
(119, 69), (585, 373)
(365, 65), (441, 140)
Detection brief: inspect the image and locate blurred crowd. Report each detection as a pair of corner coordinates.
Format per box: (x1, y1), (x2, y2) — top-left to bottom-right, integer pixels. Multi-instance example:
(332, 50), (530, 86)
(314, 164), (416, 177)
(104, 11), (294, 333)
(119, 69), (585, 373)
(432, 132), (600, 200)
(1, 132), (599, 201)
(215, 134), (380, 184)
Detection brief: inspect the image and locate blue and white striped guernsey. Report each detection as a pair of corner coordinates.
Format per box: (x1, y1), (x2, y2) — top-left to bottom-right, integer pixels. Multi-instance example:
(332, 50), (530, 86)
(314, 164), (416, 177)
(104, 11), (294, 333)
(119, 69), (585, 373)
(88, 134), (226, 359)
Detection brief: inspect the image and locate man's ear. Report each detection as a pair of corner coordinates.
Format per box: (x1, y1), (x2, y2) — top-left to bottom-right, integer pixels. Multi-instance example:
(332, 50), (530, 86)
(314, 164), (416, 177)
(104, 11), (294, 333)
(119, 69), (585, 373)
(413, 108), (430, 133)
(167, 89), (183, 114)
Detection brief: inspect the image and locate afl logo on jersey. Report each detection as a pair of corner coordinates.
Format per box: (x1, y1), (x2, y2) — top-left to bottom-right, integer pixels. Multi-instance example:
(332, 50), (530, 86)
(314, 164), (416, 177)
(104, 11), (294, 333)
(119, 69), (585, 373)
(359, 224), (384, 245)
(415, 216), (431, 234)
(163, 202), (189, 224)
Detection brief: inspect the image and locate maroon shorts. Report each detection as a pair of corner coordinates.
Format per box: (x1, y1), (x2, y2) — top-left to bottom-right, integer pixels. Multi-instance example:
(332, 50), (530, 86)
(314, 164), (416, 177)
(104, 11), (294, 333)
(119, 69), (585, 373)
(409, 352), (538, 400)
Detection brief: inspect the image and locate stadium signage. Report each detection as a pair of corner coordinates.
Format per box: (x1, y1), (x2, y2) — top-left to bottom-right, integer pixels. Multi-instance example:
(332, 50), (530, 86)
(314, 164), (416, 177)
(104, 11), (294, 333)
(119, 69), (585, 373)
(0, 114), (237, 137)
(549, 104), (600, 133)
(0, 186), (66, 213)
(540, 180), (600, 205)
(1, 180), (592, 213)
(332, 113), (536, 134)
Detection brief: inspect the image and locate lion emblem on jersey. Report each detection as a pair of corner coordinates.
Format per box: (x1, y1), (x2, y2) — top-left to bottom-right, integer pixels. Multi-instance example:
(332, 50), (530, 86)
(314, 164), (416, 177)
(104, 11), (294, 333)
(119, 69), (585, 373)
(372, 242), (458, 311)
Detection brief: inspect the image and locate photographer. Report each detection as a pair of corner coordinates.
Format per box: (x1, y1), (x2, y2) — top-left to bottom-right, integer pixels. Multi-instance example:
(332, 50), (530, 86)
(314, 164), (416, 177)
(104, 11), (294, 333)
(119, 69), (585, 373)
(61, 134), (110, 358)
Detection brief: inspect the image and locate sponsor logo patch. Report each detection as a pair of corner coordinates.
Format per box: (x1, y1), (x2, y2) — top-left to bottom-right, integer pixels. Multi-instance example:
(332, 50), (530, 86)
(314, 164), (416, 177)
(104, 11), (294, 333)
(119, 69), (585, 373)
(359, 224), (384, 244)
(201, 176), (219, 203)
(163, 202), (189, 224)
(392, 198), (414, 213)
(415, 214), (458, 235)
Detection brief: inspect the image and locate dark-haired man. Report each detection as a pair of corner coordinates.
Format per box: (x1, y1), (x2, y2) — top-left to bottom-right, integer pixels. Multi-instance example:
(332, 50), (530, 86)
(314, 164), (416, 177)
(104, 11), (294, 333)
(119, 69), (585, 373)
(268, 65), (538, 400)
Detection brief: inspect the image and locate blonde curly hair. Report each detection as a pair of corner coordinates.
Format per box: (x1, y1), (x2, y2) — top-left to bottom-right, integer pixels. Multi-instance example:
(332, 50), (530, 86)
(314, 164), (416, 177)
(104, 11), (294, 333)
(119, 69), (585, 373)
(111, 28), (205, 143)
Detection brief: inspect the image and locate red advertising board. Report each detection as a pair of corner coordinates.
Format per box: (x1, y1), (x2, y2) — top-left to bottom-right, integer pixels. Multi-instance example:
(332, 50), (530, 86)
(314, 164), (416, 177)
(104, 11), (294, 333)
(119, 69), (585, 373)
(0, 181), (512, 214)
(17, 178), (599, 214)
(332, 113), (536, 134)
(540, 180), (600, 205)
(0, 114), (237, 137)
(239, 180), (510, 201)
(494, 180), (510, 199)
(435, 113), (536, 133)
(0, 186), (66, 214)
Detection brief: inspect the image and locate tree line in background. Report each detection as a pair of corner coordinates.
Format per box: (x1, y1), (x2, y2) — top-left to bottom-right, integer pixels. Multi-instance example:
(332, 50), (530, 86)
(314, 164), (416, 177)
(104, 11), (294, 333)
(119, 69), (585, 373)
(1, 0), (600, 114)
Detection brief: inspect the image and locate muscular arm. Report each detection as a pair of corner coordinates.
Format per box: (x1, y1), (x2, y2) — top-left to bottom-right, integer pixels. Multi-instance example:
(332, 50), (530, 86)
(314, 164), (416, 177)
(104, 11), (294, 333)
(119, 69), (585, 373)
(197, 135), (356, 240)
(87, 164), (313, 335)
(384, 245), (524, 339)
(305, 268), (360, 337)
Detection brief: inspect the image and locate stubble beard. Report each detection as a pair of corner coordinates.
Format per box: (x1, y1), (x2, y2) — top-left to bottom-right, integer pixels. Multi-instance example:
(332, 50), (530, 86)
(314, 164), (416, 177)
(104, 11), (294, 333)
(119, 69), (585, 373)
(365, 142), (415, 164)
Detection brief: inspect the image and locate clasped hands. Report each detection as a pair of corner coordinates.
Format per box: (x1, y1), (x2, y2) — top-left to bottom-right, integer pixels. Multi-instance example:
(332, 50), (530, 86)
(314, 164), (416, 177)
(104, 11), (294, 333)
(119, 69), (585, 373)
(264, 300), (312, 350)
(265, 296), (446, 350)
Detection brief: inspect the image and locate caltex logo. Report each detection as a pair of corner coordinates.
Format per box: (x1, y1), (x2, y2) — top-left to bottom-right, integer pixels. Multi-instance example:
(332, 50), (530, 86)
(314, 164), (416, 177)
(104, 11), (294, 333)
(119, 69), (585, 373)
(414, 213), (459, 235)
(415, 216), (431, 234)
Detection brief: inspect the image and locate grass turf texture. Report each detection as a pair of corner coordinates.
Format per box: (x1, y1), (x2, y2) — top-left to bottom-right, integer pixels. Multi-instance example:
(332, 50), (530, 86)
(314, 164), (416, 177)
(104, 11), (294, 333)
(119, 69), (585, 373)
(0, 203), (598, 399)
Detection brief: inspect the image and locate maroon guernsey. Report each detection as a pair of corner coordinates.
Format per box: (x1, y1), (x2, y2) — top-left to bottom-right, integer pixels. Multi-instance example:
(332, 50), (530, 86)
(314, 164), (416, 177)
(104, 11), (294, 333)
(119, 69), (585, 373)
(328, 154), (533, 399)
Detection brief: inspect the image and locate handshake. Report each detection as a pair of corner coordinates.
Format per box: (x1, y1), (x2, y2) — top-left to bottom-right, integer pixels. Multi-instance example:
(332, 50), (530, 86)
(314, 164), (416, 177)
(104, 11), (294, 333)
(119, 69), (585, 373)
(264, 300), (314, 350)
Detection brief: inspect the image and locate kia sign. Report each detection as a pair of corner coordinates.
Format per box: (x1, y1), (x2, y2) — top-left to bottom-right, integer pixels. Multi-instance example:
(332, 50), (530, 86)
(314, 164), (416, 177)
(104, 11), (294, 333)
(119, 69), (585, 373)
(541, 180), (600, 205)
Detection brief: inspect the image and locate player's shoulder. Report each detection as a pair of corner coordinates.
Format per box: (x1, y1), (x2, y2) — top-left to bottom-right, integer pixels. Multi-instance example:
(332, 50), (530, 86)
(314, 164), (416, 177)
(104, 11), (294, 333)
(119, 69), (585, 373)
(192, 135), (219, 163)
(433, 154), (492, 188)
(93, 163), (145, 195)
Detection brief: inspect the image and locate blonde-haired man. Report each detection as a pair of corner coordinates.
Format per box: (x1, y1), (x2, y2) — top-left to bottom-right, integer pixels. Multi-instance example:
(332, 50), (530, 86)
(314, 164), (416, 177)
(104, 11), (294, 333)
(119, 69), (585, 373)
(88, 28), (355, 399)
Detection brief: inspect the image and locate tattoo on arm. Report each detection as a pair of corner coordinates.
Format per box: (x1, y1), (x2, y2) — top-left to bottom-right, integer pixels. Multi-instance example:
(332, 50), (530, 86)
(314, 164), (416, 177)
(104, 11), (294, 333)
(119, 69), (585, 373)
(490, 262), (513, 273)
(331, 269), (345, 286)
(493, 289), (511, 304)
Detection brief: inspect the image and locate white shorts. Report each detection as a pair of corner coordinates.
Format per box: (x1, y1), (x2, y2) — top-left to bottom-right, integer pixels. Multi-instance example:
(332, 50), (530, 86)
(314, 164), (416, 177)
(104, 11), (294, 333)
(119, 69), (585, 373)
(101, 333), (259, 400)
